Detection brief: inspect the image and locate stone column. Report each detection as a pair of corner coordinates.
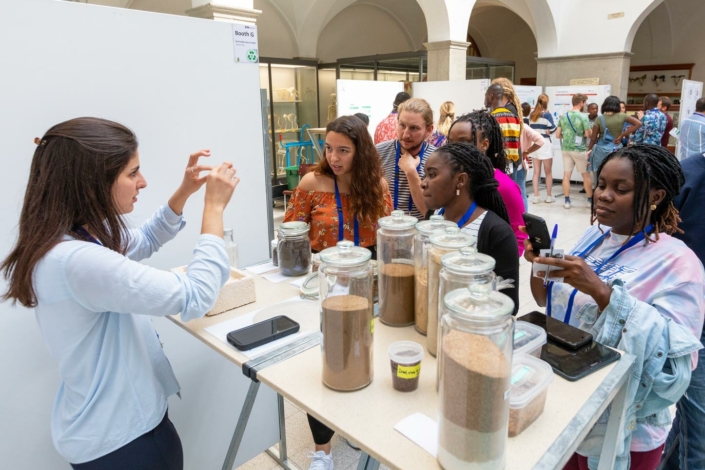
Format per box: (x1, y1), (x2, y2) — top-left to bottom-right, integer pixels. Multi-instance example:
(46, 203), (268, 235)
(186, 0), (261, 24)
(536, 52), (633, 99)
(424, 40), (470, 81)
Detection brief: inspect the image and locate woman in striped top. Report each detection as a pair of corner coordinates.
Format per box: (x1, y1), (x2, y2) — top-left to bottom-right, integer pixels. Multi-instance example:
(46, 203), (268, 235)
(528, 93), (557, 204)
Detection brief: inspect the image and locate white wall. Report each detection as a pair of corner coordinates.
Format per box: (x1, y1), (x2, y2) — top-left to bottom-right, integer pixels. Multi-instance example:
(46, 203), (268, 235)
(254, 0), (299, 58)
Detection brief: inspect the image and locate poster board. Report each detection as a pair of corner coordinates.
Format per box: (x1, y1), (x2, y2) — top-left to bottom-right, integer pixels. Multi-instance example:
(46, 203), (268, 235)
(679, 79), (703, 123)
(412, 79), (490, 121)
(543, 85), (612, 182)
(515, 85), (543, 108)
(336, 79), (404, 136)
(0, 1), (277, 468)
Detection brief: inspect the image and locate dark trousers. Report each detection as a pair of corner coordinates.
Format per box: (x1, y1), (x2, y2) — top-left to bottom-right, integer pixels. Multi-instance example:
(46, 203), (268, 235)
(71, 411), (183, 470)
(307, 414), (335, 446)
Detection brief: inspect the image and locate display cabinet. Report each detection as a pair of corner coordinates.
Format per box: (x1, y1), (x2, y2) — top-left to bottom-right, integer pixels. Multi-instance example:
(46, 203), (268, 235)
(260, 58), (320, 196)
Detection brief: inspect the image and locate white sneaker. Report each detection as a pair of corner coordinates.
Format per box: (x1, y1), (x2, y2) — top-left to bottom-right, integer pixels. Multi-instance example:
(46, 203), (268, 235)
(308, 451), (334, 470)
(545, 196), (556, 203)
(563, 200), (571, 209)
(532, 196), (543, 204)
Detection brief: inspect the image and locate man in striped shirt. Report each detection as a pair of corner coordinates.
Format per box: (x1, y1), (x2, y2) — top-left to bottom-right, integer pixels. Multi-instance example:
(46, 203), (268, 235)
(376, 98), (436, 220)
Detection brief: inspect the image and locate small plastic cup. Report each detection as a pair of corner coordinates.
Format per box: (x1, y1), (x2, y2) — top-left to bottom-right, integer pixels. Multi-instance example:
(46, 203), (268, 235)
(388, 341), (424, 392)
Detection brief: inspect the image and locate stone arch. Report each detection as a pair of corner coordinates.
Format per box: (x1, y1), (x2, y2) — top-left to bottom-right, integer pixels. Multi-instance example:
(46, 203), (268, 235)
(624, 0), (666, 53)
(297, 0), (358, 57)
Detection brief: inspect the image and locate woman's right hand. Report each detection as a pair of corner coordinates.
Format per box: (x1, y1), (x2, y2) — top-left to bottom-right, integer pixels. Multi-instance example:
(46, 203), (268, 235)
(204, 162), (240, 210)
(519, 226), (537, 263)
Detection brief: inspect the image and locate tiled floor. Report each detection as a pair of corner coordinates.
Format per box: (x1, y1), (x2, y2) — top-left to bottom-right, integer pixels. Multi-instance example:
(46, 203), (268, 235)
(240, 182), (592, 470)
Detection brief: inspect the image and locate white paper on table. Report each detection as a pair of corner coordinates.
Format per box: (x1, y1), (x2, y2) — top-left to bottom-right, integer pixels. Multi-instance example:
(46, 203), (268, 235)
(289, 276), (307, 288)
(263, 270), (307, 283)
(245, 261), (278, 275)
(394, 412), (438, 457)
(204, 296), (315, 358)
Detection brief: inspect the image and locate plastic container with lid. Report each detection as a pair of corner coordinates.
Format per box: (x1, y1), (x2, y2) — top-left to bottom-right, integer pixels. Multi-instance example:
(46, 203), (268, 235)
(388, 341), (424, 392)
(513, 321), (547, 358)
(426, 227), (475, 357)
(277, 221), (311, 277)
(377, 210), (418, 327)
(413, 215), (455, 335)
(318, 240), (374, 391)
(437, 282), (514, 470)
(508, 355), (553, 437)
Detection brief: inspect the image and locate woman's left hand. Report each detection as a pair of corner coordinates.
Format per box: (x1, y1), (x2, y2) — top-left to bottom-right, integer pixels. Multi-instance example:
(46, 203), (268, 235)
(535, 254), (612, 310)
(181, 150), (213, 195)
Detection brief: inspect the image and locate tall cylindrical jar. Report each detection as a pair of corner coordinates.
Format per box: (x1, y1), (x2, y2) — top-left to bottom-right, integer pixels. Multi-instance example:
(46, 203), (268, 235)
(277, 221), (311, 277)
(426, 227), (474, 356)
(413, 216), (456, 335)
(438, 284), (514, 470)
(377, 210), (418, 327)
(437, 247), (497, 389)
(319, 240), (374, 391)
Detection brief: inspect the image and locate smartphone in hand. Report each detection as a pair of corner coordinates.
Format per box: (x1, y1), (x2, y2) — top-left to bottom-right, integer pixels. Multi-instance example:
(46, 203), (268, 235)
(522, 213), (551, 255)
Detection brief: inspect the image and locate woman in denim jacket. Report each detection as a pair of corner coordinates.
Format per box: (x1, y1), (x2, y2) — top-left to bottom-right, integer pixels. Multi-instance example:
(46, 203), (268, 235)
(523, 145), (705, 470)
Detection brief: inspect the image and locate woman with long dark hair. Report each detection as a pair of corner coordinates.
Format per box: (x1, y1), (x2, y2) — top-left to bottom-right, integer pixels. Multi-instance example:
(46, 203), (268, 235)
(1, 117), (239, 469)
(421, 142), (519, 314)
(524, 145), (704, 470)
(284, 115), (391, 470)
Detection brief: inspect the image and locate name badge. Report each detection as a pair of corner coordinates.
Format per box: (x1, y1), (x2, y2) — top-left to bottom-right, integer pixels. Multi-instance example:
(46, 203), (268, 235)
(574, 136), (583, 145)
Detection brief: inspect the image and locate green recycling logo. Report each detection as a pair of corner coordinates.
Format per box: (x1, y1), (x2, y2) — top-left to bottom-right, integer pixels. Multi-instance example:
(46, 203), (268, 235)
(247, 49), (258, 63)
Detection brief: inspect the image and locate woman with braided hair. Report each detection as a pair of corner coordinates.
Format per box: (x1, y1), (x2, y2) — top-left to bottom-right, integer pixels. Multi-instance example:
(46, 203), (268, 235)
(421, 142), (519, 314)
(523, 145), (704, 470)
(447, 110), (528, 255)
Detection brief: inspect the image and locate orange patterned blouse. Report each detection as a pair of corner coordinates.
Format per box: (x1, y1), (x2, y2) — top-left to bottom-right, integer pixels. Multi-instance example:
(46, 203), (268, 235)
(284, 187), (393, 252)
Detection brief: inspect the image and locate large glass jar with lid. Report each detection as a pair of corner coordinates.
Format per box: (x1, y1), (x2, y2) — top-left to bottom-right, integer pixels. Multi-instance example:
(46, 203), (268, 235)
(426, 227), (474, 357)
(377, 210), (418, 327)
(436, 247), (497, 388)
(318, 240), (374, 391)
(277, 221), (311, 277)
(413, 215), (455, 335)
(437, 283), (514, 470)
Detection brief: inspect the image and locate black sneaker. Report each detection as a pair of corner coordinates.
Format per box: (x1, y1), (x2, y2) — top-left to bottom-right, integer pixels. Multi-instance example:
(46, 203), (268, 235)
(579, 189), (586, 193)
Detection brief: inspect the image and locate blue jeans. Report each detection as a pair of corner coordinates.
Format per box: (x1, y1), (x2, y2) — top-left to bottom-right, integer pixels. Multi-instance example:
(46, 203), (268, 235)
(660, 327), (705, 470)
(512, 160), (528, 211)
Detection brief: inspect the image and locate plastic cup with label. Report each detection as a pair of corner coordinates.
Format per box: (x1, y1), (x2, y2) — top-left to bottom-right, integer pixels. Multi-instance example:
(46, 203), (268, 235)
(388, 341), (424, 392)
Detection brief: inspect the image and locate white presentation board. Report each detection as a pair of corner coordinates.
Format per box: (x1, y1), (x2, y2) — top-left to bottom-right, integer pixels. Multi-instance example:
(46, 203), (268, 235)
(0, 1), (277, 469)
(413, 79), (490, 121)
(543, 85), (612, 182)
(336, 79), (404, 136)
(515, 85), (543, 108)
(679, 79), (703, 123)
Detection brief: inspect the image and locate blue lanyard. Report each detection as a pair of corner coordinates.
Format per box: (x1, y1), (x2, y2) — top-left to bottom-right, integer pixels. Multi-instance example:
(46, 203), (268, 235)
(73, 226), (101, 245)
(334, 178), (360, 246)
(547, 225), (652, 323)
(393, 141), (426, 212)
(438, 201), (477, 228)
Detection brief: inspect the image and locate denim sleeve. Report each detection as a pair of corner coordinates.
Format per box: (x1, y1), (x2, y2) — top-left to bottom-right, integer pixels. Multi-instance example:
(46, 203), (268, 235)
(62, 234), (229, 321)
(125, 204), (186, 261)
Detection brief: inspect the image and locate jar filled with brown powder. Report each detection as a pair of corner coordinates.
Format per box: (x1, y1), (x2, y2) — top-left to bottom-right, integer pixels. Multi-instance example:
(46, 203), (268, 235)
(377, 210), (418, 327)
(413, 216), (455, 335)
(437, 283), (514, 470)
(426, 227), (474, 357)
(319, 241), (374, 391)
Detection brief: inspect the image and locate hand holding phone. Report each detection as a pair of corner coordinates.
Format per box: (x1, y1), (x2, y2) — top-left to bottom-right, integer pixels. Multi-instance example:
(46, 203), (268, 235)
(522, 213), (551, 255)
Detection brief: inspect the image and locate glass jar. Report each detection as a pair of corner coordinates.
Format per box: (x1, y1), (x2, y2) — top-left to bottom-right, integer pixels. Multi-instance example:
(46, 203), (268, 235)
(426, 227), (475, 357)
(377, 210), (418, 326)
(436, 247), (497, 388)
(413, 215), (455, 335)
(224, 228), (239, 268)
(438, 283), (514, 470)
(318, 240), (374, 391)
(277, 221), (311, 277)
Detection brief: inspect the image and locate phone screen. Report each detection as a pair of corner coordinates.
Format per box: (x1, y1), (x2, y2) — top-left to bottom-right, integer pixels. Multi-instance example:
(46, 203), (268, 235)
(519, 311), (592, 349)
(541, 341), (620, 380)
(228, 316), (298, 347)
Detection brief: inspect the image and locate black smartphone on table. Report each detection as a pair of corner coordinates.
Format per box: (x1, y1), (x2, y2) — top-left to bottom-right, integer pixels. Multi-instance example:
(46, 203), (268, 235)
(522, 213), (551, 254)
(519, 311), (592, 350)
(227, 315), (300, 351)
(540, 340), (620, 381)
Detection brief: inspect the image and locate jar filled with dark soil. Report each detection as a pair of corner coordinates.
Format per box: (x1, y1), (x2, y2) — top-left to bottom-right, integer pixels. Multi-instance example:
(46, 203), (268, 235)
(377, 210), (418, 326)
(438, 283), (514, 470)
(319, 241), (374, 391)
(278, 221), (311, 277)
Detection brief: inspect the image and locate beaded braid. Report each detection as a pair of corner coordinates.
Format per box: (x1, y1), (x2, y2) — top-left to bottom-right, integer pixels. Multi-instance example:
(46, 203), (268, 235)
(590, 144), (684, 243)
(436, 142), (511, 225)
(450, 111), (509, 174)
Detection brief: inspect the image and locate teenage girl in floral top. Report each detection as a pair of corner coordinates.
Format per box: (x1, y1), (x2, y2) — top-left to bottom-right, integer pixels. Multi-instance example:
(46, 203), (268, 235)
(284, 115), (392, 469)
